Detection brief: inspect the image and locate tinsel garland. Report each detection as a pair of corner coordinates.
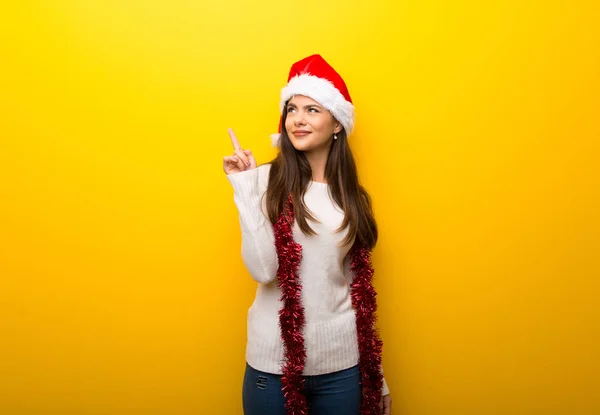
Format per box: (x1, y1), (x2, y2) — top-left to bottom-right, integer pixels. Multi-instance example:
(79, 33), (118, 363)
(349, 244), (384, 414)
(273, 195), (383, 415)
(273, 195), (308, 415)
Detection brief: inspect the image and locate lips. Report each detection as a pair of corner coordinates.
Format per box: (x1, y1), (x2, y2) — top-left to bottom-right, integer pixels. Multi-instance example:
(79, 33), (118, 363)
(293, 130), (311, 136)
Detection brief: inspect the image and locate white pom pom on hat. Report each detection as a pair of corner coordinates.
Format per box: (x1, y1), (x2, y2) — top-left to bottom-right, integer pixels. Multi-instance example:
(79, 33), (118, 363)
(271, 54), (355, 147)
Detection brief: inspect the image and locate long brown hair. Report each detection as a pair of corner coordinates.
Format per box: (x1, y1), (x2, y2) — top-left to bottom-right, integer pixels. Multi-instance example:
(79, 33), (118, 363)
(264, 105), (378, 249)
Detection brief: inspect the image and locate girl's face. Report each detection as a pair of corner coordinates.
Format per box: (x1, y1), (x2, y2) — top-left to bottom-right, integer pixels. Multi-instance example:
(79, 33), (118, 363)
(285, 95), (342, 154)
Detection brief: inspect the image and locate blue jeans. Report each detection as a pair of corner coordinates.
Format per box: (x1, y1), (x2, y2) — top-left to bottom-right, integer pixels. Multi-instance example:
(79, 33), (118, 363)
(242, 363), (362, 415)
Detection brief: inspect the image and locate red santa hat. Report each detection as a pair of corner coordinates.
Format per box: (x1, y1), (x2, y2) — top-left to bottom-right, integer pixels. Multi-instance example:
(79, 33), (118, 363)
(271, 54), (355, 146)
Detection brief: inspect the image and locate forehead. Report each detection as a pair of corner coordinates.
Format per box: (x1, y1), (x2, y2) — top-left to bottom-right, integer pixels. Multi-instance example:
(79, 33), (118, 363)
(288, 94), (322, 106)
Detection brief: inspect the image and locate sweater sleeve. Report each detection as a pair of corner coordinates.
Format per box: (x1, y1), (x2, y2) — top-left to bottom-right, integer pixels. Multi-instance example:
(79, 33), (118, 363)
(343, 254), (390, 396)
(381, 373), (390, 396)
(227, 164), (278, 284)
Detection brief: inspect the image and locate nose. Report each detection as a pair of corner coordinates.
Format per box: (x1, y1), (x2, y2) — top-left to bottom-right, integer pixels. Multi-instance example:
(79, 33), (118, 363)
(294, 114), (306, 126)
(289, 108), (306, 126)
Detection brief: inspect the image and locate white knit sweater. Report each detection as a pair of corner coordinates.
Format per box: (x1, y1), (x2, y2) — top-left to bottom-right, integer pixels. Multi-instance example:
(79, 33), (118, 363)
(228, 163), (389, 396)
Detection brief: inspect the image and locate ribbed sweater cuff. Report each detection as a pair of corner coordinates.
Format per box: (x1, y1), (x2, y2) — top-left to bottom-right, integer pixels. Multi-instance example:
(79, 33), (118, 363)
(227, 169), (262, 232)
(382, 376), (390, 396)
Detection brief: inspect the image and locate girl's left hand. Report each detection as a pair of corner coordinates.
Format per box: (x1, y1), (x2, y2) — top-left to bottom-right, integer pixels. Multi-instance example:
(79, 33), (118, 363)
(380, 394), (392, 415)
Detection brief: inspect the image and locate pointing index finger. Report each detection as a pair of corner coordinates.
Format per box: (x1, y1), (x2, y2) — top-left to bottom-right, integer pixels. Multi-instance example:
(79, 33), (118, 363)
(228, 128), (241, 150)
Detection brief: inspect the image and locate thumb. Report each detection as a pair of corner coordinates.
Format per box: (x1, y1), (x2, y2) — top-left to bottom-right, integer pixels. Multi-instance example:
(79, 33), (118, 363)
(242, 149), (257, 168)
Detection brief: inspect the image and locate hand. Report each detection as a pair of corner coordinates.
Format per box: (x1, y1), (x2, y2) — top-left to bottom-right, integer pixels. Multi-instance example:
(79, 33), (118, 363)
(379, 394), (392, 415)
(223, 128), (257, 175)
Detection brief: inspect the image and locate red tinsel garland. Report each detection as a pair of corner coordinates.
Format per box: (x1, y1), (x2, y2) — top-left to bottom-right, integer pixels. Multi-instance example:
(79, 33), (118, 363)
(273, 195), (383, 415)
(273, 195), (308, 415)
(349, 244), (384, 414)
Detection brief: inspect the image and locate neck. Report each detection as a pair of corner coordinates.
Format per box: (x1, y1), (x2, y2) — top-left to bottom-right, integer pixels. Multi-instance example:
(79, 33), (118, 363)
(304, 147), (330, 183)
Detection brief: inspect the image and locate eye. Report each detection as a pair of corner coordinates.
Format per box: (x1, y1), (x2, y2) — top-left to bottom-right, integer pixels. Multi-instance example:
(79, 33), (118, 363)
(308, 107), (319, 113)
(286, 106), (296, 113)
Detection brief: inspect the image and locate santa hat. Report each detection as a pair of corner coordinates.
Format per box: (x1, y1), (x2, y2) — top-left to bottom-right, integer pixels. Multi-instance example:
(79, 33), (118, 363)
(271, 54), (355, 146)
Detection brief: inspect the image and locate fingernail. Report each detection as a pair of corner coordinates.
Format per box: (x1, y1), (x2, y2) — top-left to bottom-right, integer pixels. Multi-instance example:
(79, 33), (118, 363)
(246, 161), (251, 167)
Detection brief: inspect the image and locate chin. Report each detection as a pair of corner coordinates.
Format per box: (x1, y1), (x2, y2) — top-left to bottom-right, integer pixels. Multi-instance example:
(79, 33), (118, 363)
(291, 144), (310, 152)
(289, 139), (310, 152)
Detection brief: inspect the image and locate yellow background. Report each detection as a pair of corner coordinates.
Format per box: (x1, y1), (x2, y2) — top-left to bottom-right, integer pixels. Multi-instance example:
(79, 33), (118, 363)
(1, 1), (599, 414)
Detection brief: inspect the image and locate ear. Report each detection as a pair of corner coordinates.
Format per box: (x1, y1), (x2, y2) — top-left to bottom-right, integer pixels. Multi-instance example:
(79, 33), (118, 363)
(333, 120), (343, 135)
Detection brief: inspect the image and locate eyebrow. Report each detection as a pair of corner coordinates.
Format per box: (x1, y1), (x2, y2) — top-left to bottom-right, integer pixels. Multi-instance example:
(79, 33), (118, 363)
(287, 102), (323, 110)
